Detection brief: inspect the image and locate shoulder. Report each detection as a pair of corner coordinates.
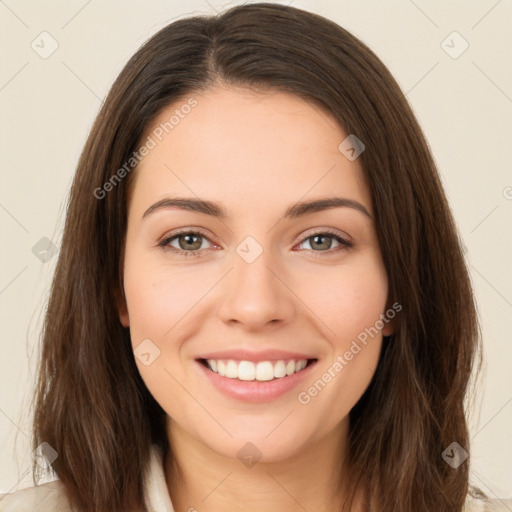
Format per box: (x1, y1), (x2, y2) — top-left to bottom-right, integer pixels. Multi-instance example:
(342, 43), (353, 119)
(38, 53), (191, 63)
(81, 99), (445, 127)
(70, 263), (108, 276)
(464, 491), (512, 511)
(0, 479), (72, 512)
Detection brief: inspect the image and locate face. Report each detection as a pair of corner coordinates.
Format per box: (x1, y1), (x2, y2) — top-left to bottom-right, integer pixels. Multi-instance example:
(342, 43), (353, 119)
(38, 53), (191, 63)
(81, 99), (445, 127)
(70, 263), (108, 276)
(118, 85), (394, 463)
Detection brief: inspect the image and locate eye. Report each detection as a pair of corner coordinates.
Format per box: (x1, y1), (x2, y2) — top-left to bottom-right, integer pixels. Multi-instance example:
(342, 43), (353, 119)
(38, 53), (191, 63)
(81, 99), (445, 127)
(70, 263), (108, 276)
(158, 230), (215, 258)
(295, 229), (353, 256)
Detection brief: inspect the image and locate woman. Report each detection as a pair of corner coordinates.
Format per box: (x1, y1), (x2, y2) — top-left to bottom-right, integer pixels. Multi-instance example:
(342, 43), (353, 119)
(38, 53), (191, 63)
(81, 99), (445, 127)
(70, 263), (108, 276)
(1, 3), (509, 511)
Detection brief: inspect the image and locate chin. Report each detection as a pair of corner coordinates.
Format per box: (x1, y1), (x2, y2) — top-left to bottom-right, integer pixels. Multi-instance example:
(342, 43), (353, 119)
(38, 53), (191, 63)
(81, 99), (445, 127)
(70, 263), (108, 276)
(198, 423), (315, 465)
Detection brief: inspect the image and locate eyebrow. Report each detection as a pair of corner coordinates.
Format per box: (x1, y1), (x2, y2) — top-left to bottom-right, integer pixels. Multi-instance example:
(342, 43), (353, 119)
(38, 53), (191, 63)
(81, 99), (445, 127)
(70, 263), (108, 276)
(142, 196), (372, 220)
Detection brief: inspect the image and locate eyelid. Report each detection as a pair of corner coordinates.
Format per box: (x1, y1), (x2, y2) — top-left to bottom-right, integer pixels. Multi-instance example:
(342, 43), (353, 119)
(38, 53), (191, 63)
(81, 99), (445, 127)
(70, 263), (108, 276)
(157, 227), (218, 250)
(158, 226), (215, 242)
(297, 226), (352, 244)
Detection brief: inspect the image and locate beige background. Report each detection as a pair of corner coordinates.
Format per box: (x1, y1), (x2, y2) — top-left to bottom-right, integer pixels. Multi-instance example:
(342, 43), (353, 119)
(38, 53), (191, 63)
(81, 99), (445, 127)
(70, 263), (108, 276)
(0, 0), (511, 499)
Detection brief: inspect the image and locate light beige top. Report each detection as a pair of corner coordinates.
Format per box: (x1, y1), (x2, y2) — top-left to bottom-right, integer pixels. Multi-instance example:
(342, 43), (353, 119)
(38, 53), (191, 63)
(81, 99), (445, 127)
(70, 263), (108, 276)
(0, 444), (510, 511)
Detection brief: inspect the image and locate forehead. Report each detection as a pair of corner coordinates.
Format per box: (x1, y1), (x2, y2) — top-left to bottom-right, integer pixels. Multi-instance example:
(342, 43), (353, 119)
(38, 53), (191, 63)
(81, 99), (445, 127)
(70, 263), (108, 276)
(130, 85), (372, 219)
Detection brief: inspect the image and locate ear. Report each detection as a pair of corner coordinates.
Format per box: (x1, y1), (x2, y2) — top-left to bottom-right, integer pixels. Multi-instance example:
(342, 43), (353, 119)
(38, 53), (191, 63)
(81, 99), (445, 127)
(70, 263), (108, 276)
(115, 287), (130, 328)
(382, 317), (395, 337)
(382, 299), (399, 337)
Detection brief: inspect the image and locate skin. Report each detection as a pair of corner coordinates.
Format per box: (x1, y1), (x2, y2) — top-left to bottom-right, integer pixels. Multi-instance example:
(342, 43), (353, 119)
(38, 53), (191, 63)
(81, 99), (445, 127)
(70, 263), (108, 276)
(118, 85), (395, 512)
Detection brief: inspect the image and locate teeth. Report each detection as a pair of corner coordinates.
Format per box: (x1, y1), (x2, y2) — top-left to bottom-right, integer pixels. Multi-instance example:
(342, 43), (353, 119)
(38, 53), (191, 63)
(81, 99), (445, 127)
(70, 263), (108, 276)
(205, 358), (310, 381)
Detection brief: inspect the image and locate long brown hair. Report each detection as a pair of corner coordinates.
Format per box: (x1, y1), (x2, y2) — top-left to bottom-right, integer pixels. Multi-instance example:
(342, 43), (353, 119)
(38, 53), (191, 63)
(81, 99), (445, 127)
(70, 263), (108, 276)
(30, 3), (483, 511)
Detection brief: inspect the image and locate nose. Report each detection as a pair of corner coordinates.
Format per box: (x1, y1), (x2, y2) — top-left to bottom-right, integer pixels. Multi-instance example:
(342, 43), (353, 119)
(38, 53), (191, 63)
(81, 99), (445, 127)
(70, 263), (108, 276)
(217, 245), (296, 332)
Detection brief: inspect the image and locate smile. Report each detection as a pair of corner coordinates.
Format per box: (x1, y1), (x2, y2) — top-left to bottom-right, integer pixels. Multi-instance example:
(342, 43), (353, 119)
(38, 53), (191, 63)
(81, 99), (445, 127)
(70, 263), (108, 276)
(196, 358), (319, 402)
(199, 358), (316, 381)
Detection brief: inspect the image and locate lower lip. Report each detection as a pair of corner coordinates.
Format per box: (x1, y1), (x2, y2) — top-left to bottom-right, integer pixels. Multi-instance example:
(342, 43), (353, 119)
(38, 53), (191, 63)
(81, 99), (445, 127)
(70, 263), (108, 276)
(195, 359), (318, 402)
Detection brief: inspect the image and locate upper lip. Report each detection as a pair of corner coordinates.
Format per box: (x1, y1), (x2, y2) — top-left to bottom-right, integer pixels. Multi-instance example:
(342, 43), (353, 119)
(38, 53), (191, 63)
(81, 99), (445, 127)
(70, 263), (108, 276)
(196, 349), (317, 363)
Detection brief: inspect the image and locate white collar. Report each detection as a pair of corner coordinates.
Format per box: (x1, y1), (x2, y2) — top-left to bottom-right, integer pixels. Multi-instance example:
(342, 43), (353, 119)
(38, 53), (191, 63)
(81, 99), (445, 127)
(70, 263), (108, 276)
(145, 444), (175, 512)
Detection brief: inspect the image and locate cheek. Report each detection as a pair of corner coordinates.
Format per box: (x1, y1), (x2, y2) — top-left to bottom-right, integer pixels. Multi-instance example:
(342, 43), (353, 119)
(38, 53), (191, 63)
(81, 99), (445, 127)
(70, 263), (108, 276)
(295, 255), (388, 405)
(302, 258), (388, 344)
(123, 253), (208, 342)
(123, 257), (204, 408)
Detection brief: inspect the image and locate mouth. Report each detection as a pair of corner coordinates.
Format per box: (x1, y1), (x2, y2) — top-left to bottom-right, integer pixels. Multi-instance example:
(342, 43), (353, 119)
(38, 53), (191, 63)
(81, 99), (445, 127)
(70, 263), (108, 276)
(195, 356), (319, 402)
(196, 357), (318, 382)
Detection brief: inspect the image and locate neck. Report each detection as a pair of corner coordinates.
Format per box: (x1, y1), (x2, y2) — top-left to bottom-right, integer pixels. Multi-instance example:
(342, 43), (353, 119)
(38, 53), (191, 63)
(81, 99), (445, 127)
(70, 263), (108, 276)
(164, 417), (362, 512)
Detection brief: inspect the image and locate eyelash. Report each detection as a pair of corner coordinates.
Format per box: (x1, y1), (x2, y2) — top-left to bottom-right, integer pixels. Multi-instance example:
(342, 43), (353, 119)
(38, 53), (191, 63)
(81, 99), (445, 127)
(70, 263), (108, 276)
(157, 228), (353, 259)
